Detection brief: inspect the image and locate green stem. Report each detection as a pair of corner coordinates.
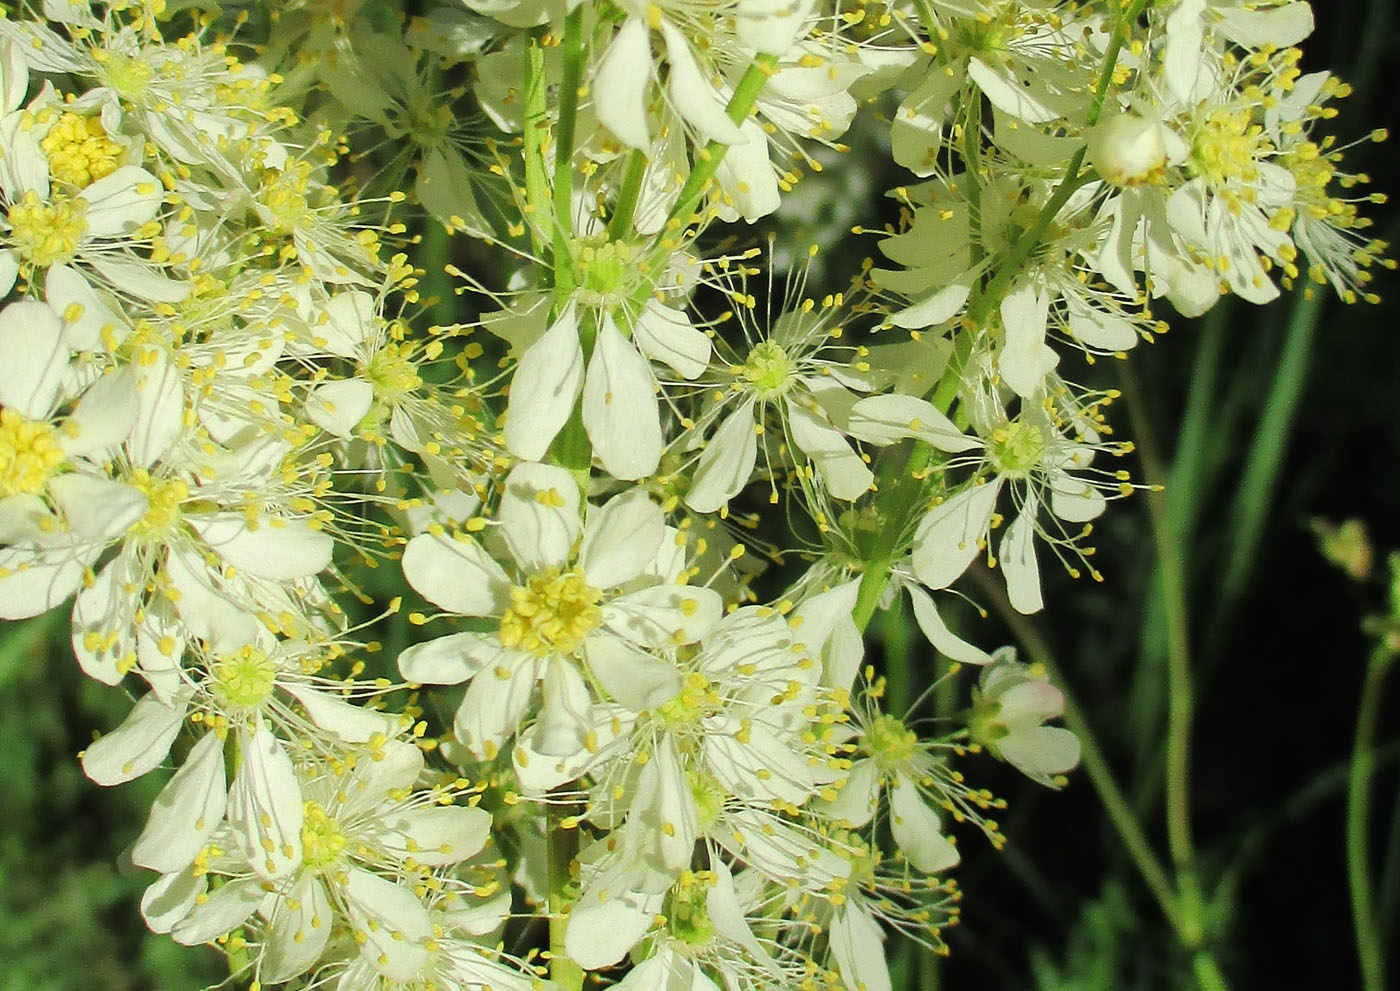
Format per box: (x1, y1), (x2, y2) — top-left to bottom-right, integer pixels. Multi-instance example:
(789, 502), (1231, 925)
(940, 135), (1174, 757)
(852, 443), (934, 633)
(662, 54), (777, 232)
(970, 567), (1183, 934)
(1121, 357), (1207, 949)
(551, 6), (584, 294)
(608, 148), (649, 241)
(547, 801), (585, 991)
(522, 32), (552, 265)
(1348, 644), (1394, 991)
(963, 93), (985, 268)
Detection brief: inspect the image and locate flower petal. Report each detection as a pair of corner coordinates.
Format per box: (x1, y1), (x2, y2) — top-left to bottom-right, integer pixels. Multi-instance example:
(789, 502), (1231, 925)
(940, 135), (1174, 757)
(397, 629), (506, 685)
(594, 18), (652, 150)
(498, 461), (582, 575)
(81, 690), (184, 786)
(583, 311), (662, 480)
(890, 772), (959, 873)
(685, 398), (757, 513)
(228, 718), (304, 878)
(0, 300), (66, 419)
(910, 480), (999, 590)
(632, 299), (710, 379)
(131, 730), (227, 874)
(660, 21), (745, 145)
(504, 302), (583, 461)
(580, 487), (664, 589)
(401, 532), (510, 617)
(190, 512), (333, 581)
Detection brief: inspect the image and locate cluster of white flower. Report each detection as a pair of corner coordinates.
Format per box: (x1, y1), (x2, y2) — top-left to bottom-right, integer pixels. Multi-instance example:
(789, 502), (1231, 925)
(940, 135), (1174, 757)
(0, 0), (1383, 989)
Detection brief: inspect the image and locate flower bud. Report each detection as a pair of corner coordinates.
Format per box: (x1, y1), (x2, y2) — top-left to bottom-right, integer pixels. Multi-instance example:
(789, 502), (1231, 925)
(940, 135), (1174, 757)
(1088, 112), (1168, 187)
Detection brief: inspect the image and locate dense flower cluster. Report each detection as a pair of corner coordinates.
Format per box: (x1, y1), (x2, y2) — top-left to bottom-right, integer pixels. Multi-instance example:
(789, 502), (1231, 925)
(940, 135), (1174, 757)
(0, 0), (1384, 989)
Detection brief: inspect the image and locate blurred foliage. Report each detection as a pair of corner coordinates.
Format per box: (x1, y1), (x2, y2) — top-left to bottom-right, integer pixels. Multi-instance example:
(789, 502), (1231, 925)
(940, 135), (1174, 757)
(0, 613), (221, 990)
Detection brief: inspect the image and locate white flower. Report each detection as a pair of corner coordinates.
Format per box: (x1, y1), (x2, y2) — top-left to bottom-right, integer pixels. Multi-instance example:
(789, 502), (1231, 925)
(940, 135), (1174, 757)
(0, 300), (144, 619)
(848, 389), (1123, 613)
(969, 649), (1081, 786)
(167, 740), (490, 985)
(399, 462), (722, 760)
(684, 290), (876, 514)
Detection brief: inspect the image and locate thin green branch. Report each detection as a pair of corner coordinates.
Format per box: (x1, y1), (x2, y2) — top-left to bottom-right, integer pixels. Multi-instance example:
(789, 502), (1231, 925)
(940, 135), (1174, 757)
(1349, 644), (1395, 991)
(662, 54), (777, 232)
(968, 566), (1182, 932)
(607, 148), (648, 241)
(1120, 356), (1207, 948)
(963, 0), (1146, 326)
(547, 801), (584, 991)
(551, 6), (584, 294)
(521, 32), (553, 267)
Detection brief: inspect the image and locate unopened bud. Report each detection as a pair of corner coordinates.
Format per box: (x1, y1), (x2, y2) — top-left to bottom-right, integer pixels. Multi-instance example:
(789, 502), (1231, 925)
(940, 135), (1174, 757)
(1088, 113), (1168, 187)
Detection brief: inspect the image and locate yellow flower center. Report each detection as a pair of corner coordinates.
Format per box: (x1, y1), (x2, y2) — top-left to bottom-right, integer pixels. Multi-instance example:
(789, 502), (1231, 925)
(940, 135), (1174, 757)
(301, 800), (348, 870)
(8, 192), (88, 268)
(210, 645), (278, 709)
(1190, 107), (1270, 191)
(261, 162), (315, 233)
(497, 567), (603, 657)
(655, 672), (715, 727)
(0, 408), (64, 497)
(128, 468), (188, 540)
(867, 712), (918, 773)
(40, 112), (123, 189)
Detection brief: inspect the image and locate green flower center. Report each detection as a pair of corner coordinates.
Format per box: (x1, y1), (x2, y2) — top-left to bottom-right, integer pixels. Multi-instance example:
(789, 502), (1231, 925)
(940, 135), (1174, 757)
(128, 469), (188, 540)
(400, 96), (452, 150)
(261, 163), (315, 232)
(103, 52), (155, 101)
(210, 646), (278, 709)
(574, 236), (640, 308)
(988, 419), (1047, 477)
(688, 770), (726, 832)
(665, 871), (716, 947)
(498, 566), (603, 657)
(655, 672), (715, 727)
(0, 409), (64, 497)
(366, 344), (423, 404)
(867, 712), (918, 773)
(741, 340), (795, 398)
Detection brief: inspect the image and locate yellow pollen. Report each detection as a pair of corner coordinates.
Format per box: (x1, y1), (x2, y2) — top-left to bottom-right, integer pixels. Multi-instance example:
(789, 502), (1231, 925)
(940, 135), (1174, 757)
(497, 567), (603, 657)
(40, 113), (123, 188)
(301, 800), (347, 870)
(1190, 107), (1270, 189)
(0, 409), (64, 497)
(655, 672), (714, 726)
(128, 469), (188, 539)
(8, 192), (88, 268)
(261, 162), (315, 233)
